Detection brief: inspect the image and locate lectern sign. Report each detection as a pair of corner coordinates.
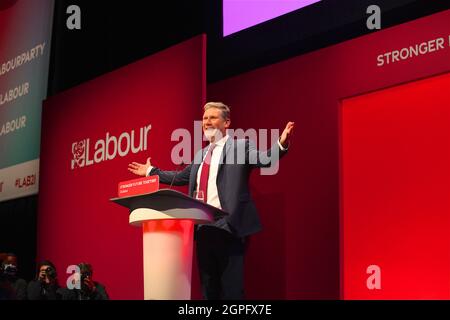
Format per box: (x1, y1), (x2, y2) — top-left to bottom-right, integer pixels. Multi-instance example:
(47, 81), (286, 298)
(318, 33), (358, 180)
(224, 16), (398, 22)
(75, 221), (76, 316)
(118, 175), (159, 198)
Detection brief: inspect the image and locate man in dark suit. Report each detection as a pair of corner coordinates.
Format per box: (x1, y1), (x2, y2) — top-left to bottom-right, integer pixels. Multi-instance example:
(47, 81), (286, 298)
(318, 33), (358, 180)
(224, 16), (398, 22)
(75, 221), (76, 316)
(128, 102), (294, 299)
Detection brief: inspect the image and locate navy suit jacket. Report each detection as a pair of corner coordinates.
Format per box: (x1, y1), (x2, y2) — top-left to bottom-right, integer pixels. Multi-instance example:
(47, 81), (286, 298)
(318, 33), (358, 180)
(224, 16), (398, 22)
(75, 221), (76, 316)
(150, 138), (288, 238)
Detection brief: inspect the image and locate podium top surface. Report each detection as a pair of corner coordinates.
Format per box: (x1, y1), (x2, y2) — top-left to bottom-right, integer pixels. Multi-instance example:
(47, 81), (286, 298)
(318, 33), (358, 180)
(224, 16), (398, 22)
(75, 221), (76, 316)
(110, 189), (227, 223)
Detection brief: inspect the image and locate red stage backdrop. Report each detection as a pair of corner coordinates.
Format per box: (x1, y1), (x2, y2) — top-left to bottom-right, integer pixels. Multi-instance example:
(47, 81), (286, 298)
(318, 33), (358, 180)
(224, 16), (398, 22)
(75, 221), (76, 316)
(38, 9), (450, 300)
(38, 36), (206, 299)
(342, 72), (450, 299)
(208, 10), (450, 298)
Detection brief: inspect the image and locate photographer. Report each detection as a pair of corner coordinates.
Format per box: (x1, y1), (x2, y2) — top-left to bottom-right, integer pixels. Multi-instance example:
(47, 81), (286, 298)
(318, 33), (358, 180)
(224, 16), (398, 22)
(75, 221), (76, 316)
(64, 263), (109, 300)
(27, 260), (62, 300)
(0, 253), (27, 300)
(0, 253), (13, 300)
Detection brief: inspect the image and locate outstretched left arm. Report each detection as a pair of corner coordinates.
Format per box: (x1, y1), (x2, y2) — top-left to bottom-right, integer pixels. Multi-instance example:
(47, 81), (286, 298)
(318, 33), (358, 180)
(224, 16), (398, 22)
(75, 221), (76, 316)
(247, 121), (295, 168)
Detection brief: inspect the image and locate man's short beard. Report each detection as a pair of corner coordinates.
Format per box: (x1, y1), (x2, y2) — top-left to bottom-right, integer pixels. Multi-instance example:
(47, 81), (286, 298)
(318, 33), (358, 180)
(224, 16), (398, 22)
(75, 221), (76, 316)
(204, 128), (224, 142)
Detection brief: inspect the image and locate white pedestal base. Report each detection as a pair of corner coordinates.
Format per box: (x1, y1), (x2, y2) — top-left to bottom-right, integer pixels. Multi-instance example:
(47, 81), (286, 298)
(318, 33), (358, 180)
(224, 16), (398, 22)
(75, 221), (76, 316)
(142, 219), (194, 300)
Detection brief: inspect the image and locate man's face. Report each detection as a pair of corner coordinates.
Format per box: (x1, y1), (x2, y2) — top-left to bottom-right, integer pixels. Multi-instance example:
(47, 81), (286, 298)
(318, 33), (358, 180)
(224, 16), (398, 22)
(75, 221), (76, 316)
(39, 265), (50, 278)
(5, 255), (17, 267)
(39, 264), (56, 282)
(202, 108), (230, 141)
(2, 255), (18, 277)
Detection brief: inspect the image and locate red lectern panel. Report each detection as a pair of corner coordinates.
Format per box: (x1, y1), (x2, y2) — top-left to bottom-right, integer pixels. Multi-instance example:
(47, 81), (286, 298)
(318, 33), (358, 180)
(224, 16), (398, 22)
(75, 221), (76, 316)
(341, 72), (450, 299)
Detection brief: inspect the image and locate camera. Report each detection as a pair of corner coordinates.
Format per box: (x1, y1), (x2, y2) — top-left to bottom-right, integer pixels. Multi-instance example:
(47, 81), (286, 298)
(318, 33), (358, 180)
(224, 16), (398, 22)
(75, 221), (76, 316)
(81, 271), (92, 282)
(43, 266), (56, 279)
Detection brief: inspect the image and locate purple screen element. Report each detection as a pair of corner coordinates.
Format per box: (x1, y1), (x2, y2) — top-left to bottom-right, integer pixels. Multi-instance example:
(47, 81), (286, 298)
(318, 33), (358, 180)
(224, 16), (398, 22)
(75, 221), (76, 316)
(223, 0), (321, 36)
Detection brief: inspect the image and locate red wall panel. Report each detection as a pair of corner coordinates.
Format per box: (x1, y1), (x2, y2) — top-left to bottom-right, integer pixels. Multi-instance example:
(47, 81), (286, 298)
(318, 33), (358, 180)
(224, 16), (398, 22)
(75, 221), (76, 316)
(208, 10), (450, 299)
(342, 72), (450, 299)
(38, 36), (206, 299)
(37, 8), (450, 300)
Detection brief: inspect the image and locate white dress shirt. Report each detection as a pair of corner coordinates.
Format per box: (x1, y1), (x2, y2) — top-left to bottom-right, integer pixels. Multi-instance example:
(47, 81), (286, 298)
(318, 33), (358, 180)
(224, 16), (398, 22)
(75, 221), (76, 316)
(195, 134), (230, 209)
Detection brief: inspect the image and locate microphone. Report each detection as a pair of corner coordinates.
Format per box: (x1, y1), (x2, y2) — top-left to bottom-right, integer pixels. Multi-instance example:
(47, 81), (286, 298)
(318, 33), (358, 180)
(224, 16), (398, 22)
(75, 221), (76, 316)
(169, 161), (186, 189)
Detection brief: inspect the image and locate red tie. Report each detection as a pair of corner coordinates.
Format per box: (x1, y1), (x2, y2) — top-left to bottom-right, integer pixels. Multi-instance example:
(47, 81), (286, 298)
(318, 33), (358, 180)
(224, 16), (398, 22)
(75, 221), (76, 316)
(198, 144), (216, 202)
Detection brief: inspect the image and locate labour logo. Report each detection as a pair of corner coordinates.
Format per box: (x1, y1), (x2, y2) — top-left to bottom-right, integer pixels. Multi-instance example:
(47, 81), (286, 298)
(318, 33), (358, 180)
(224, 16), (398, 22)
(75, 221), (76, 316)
(72, 140), (86, 169)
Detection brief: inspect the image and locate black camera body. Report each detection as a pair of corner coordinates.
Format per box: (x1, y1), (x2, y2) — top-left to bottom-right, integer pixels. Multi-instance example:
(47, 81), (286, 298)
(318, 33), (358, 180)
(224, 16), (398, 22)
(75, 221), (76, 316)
(80, 271), (92, 283)
(44, 266), (56, 279)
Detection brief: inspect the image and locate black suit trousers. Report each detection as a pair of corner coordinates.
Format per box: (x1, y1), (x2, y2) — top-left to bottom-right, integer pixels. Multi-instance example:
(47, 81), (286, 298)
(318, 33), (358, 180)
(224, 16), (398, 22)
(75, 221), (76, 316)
(196, 226), (247, 300)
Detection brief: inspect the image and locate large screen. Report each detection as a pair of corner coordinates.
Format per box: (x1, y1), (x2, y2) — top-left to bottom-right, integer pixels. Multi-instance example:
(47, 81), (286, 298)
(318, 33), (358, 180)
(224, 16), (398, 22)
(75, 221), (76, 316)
(223, 0), (321, 36)
(0, 0), (54, 202)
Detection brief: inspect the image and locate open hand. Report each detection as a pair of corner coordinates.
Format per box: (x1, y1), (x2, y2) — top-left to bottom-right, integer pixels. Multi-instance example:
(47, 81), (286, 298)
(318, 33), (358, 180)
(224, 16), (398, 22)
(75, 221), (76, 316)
(128, 157), (152, 177)
(279, 122), (295, 148)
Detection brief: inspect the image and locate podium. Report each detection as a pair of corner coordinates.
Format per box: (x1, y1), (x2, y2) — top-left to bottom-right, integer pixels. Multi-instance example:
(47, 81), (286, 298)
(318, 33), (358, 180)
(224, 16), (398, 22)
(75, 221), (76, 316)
(111, 189), (226, 300)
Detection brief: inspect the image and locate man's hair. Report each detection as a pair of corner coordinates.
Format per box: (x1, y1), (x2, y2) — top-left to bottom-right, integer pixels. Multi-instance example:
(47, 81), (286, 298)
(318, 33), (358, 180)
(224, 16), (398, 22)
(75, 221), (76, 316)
(203, 102), (230, 120)
(37, 260), (56, 271)
(3, 253), (17, 265)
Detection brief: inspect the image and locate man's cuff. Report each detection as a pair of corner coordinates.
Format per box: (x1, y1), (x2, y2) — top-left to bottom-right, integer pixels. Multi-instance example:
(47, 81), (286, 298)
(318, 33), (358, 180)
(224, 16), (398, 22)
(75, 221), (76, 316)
(278, 139), (289, 151)
(146, 166), (154, 177)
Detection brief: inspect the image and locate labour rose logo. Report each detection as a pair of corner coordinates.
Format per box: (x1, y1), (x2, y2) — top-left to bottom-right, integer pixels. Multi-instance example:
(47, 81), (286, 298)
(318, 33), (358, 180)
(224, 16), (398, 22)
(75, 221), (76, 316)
(71, 140), (86, 169)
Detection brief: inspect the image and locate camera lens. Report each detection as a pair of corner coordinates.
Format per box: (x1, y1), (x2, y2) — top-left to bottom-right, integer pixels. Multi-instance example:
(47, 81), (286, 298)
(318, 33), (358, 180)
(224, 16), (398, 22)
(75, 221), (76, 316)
(45, 266), (56, 278)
